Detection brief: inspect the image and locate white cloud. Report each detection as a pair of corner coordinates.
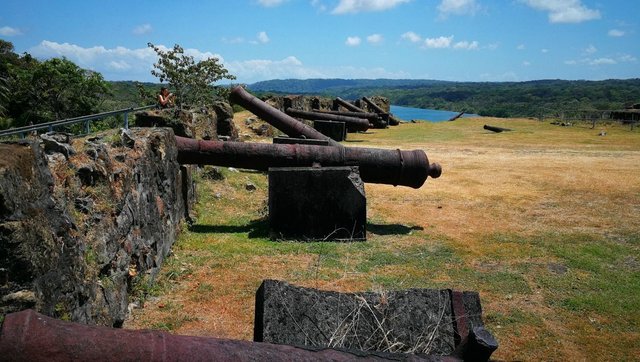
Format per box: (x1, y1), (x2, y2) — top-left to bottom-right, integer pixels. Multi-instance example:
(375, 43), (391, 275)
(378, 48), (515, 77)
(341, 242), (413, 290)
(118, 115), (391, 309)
(0, 26), (22, 36)
(438, 0), (480, 17)
(564, 60), (577, 65)
(523, 61), (531, 66)
(222, 37), (246, 44)
(589, 58), (616, 65)
(541, 48), (549, 53)
(520, 0), (601, 23)
(257, 0), (289, 7)
(453, 40), (479, 50)
(367, 34), (384, 44)
(517, 44), (525, 50)
(618, 54), (637, 62)
(257, 31), (270, 44)
(608, 29), (625, 37)
(28, 41), (225, 81)
(311, 0), (328, 11)
(424, 35), (454, 49)
(401, 31), (422, 43)
(332, 0), (410, 14)
(132, 24), (152, 35)
(584, 44), (597, 54)
(345, 36), (362, 46)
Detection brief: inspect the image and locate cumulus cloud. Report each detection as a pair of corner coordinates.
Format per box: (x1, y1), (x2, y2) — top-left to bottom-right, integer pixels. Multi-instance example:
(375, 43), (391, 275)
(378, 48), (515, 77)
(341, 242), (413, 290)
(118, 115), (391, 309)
(453, 40), (479, 50)
(424, 35), (454, 49)
(132, 24), (152, 35)
(517, 44), (525, 50)
(28, 41), (224, 81)
(523, 61), (531, 66)
(584, 44), (597, 54)
(618, 54), (637, 62)
(257, 0), (289, 7)
(520, 0), (601, 23)
(541, 48), (549, 53)
(438, 0), (481, 17)
(589, 58), (616, 65)
(401, 31), (421, 43)
(367, 34), (384, 44)
(345, 36), (362, 46)
(257, 31), (270, 43)
(0, 26), (22, 36)
(608, 29), (625, 37)
(332, 0), (410, 14)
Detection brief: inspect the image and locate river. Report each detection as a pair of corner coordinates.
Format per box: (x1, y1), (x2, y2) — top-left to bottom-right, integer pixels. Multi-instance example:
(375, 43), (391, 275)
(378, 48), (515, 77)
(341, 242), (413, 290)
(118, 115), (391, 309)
(390, 105), (479, 122)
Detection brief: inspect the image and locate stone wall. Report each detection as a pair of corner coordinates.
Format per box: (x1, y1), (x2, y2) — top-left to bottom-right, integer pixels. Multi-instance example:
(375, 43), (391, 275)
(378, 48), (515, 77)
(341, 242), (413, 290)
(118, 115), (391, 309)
(0, 128), (194, 326)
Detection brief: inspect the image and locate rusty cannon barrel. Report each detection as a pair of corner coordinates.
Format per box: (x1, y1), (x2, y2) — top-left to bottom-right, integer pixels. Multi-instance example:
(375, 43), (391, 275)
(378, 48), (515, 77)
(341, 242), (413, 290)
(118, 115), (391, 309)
(362, 96), (401, 126)
(176, 137), (441, 189)
(0, 310), (446, 362)
(335, 97), (389, 128)
(312, 108), (383, 122)
(229, 86), (340, 147)
(285, 107), (371, 132)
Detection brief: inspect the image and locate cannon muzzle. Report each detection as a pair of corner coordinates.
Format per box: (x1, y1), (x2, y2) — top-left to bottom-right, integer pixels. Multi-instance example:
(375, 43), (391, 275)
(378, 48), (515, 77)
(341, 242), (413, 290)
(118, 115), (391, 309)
(230, 86), (340, 146)
(362, 96), (401, 126)
(176, 137), (441, 188)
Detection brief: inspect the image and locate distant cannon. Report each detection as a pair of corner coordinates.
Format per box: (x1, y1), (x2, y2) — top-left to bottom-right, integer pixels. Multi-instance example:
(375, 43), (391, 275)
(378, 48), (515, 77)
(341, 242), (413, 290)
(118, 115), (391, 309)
(229, 86), (340, 146)
(312, 108), (384, 123)
(483, 125), (512, 133)
(284, 108), (371, 132)
(362, 96), (401, 126)
(175, 136), (442, 189)
(335, 97), (389, 128)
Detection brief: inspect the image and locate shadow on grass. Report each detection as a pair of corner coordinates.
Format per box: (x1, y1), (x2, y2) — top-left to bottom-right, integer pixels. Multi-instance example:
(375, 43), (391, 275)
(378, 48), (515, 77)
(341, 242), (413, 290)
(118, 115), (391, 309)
(189, 219), (269, 238)
(366, 222), (423, 236)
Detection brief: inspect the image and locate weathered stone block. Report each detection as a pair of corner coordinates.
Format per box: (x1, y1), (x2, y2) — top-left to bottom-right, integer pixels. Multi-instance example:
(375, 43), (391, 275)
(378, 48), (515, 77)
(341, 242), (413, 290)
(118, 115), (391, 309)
(313, 120), (346, 141)
(268, 166), (365, 241)
(255, 280), (457, 356)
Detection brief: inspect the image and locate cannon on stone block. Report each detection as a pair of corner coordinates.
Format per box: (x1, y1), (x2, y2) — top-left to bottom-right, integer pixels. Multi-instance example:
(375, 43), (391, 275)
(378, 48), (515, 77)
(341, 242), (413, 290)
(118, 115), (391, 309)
(362, 96), (402, 126)
(229, 86), (341, 146)
(175, 136), (441, 189)
(335, 97), (389, 128)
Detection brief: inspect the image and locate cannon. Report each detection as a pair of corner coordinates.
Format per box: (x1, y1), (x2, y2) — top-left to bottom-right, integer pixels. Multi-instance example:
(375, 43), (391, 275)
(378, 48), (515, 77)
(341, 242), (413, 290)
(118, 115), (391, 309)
(175, 136), (441, 189)
(335, 97), (388, 128)
(310, 108), (383, 123)
(362, 96), (401, 126)
(0, 309), (448, 362)
(284, 108), (371, 132)
(229, 86), (340, 147)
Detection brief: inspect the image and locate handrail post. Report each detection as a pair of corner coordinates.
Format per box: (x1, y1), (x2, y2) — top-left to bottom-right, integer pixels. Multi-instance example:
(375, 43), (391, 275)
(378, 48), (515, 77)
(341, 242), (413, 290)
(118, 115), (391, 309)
(124, 111), (129, 129)
(48, 125), (53, 133)
(85, 120), (90, 134)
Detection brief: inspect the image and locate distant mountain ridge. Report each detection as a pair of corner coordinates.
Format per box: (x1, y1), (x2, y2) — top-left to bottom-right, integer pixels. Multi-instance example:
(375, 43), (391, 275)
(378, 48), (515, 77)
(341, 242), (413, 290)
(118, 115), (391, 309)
(247, 78), (447, 93)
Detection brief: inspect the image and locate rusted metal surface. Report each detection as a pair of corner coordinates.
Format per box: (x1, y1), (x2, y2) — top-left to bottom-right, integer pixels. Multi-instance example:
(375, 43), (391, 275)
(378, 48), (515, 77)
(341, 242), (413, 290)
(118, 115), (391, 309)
(362, 97), (401, 126)
(483, 124), (512, 133)
(285, 107), (371, 132)
(335, 97), (389, 128)
(0, 309), (455, 362)
(175, 137), (441, 188)
(229, 86), (340, 147)
(311, 108), (383, 122)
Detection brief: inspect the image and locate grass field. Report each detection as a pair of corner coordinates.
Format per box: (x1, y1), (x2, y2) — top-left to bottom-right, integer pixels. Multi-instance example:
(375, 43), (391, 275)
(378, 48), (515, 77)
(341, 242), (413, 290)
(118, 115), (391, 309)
(127, 115), (640, 361)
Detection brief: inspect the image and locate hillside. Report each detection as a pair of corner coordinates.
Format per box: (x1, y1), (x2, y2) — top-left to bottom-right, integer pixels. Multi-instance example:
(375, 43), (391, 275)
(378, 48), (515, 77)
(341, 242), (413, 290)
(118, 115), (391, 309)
(248, 78), (640, 118)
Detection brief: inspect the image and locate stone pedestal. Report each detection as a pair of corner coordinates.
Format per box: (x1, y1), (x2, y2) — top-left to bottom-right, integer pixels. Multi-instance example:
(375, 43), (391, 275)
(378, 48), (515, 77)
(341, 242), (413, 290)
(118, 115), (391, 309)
(313, 120), (346, 141)
(268, 166), (366, 241)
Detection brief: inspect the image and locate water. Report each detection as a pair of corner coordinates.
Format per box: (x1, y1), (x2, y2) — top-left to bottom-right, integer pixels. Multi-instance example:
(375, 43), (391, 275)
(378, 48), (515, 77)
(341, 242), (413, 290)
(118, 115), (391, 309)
(390, 105), (479, 122)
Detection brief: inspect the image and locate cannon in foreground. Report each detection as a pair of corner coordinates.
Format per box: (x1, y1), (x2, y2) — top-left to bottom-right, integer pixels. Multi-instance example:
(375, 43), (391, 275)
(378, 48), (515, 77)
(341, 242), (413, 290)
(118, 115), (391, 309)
(175, 136), (441, 189)
(229, 86), (340, 146)
(0, 309), (446, 362)
(284, 107), (371, 132)
(362, 96), (402, 126)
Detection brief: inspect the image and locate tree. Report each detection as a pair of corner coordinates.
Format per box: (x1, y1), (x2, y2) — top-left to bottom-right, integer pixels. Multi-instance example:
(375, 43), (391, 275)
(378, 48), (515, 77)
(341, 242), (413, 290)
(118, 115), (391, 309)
(147, 42), (235, 107)
(7, 57), (110, 126)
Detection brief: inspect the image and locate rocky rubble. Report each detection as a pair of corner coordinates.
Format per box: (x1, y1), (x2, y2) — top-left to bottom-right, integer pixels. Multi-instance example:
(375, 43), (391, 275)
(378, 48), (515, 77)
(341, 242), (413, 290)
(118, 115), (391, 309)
(0, 128), (194, 326)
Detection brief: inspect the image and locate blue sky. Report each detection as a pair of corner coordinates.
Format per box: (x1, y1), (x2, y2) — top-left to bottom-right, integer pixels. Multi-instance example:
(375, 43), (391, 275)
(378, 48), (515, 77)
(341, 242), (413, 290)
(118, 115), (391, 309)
(1, 0), (638, 83)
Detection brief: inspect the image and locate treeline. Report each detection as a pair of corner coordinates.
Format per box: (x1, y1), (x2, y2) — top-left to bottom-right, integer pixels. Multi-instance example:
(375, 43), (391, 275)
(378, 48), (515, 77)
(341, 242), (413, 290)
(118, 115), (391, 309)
(248, 78), (640, 118)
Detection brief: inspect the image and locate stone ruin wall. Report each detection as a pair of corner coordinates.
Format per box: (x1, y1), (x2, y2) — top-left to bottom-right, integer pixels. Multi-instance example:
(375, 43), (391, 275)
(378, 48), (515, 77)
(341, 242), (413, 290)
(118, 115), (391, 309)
(0, 128), (194, 327)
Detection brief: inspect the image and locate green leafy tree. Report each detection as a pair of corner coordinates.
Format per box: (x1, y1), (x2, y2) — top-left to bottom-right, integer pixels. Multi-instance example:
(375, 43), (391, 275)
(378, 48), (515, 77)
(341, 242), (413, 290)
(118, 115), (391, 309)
(7, 57), (110, 126)
(147, 42), (235, 107)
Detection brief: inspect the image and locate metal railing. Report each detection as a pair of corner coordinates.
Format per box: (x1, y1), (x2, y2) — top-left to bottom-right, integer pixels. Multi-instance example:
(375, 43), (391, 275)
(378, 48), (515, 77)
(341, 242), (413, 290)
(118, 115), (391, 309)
(0, 104), (157, 139)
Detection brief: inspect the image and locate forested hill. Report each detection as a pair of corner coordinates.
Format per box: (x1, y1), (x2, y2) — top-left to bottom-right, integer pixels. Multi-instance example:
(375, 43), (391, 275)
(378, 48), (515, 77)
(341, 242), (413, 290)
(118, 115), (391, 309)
(248, 78), (640, 118)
